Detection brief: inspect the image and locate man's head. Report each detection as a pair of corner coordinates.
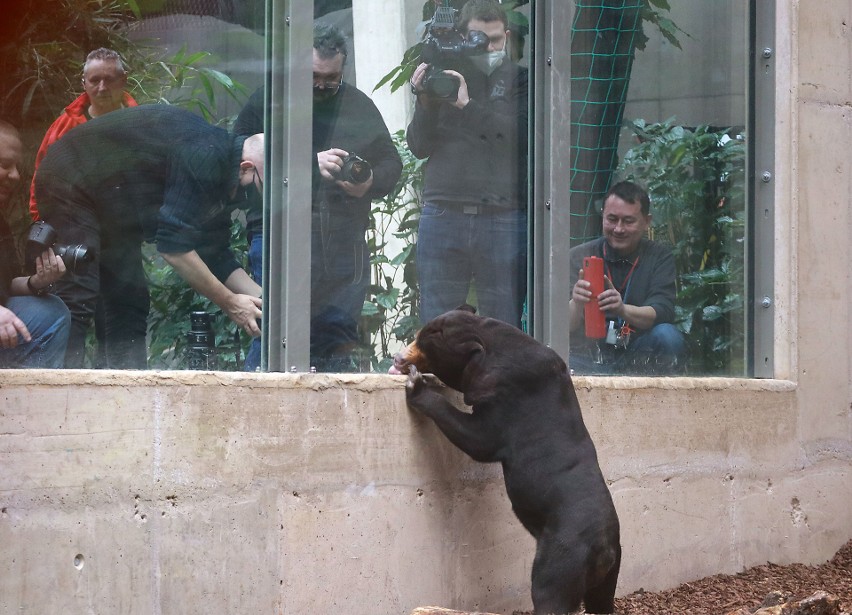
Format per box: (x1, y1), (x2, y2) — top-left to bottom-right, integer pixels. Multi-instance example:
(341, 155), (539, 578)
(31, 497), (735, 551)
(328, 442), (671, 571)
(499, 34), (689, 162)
(82, 48), (128, 117)
(239, 133), (265, 191)
(601, 181), (652, 256)
(313, 23), (348, 102)
(458, 0), (510, 74)
(0, 120), (22, 207)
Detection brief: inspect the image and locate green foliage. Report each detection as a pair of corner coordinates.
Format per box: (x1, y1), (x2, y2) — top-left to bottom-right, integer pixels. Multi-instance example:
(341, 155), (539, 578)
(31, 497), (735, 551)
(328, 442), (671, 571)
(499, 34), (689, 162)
(130, 45), (248, 125)
(636, 0), (690, 52)
(145, 213), (252, 371)
(1, 0), (250, 370)
(358, 131), (425, 372)
(618, 118), (746, 374)
(373, 1), (531, 94)
(0, 0), (247, 126)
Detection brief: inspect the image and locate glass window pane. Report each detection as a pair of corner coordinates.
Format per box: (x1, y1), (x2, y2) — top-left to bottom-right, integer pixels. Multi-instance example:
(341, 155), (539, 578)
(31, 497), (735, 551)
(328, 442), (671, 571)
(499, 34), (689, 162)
(303, 1), (533, 373)
(567, 0), (749, 377)
(1, 2), (267, 371)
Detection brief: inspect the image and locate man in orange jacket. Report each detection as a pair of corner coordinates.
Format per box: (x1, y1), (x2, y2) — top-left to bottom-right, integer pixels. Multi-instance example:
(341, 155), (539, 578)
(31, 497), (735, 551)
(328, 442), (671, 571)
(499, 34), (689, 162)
(29, 47), (137, 367)
(29, 47), (137, 220)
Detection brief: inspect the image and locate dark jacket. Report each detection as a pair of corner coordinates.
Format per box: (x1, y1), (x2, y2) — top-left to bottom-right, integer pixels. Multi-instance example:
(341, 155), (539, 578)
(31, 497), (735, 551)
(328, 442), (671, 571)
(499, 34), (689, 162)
(569, 236), (677, 349)
(406, 59), (528, 208)
(34, 105), (246, 282)
(234, 84), (403, 234)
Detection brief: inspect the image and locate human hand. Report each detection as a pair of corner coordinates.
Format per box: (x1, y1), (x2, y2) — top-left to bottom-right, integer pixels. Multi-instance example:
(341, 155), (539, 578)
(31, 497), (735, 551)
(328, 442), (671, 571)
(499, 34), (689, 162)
(596, 276), (624, 317)
(29, 248), (67, 292)
(317, 148), (349, 182)
(224, 294), (263, 337)
(572, 269), (592, 305)
(336, 174), (373, 198)
(442, 69), (470, 108)
(0, 305), (30, 349)
(409, 62), (429, 93)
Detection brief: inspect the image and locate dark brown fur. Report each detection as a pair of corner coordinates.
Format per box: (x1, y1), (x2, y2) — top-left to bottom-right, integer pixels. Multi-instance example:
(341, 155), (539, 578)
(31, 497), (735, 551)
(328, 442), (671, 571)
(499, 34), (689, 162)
(394, 306), (621, 614)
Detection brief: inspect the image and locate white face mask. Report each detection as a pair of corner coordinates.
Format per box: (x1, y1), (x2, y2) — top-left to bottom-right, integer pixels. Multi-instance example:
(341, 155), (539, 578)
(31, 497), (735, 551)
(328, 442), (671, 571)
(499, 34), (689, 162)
(471, 45), (507, 76)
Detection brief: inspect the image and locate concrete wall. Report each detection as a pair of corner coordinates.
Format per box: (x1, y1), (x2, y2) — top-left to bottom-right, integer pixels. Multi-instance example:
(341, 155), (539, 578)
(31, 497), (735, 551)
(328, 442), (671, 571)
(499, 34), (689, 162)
(1, 370), (849, 614)
(3, 1), (852, 614)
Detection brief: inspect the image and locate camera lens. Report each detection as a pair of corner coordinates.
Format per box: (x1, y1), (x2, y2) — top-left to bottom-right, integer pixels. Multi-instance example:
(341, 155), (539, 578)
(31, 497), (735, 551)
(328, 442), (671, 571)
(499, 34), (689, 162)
(55, 245), (93, 274)
(187, 311), (217, 370)
(425, 71), (460, 100)
(341, 155), (372, 184)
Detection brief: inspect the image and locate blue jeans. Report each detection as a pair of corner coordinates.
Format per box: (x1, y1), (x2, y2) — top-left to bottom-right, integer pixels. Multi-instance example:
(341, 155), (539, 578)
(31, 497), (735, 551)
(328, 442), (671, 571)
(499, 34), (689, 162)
(244, 232), (263, 371)
(417, 203), (527, 328)
(569, 322), (687, 376)
(243, 205), (370, 373)
(0, 295), (71, 368)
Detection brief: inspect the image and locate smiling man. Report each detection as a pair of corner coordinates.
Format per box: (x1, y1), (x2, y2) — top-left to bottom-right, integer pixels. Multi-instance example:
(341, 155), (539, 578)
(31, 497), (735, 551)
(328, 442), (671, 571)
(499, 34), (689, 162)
(568, 180), (686, 375)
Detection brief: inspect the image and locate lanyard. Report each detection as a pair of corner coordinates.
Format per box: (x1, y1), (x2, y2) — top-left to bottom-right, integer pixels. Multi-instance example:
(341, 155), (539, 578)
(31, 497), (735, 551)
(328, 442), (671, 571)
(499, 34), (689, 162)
(602, 243), (640, 301)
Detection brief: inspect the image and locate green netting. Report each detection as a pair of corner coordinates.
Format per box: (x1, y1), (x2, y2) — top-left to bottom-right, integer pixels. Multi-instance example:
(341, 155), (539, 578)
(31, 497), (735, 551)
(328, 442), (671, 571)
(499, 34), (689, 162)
(569, 0), (643, 244)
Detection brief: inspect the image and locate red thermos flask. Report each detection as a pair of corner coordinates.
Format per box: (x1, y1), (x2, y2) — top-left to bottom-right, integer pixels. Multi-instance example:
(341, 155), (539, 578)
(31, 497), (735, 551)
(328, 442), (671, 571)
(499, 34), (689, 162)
(583, 256), (607, 338)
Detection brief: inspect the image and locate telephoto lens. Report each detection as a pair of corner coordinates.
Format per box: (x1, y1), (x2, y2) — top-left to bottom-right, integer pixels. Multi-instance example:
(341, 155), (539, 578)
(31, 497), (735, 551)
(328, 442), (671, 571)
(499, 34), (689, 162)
(187, 311), (217, 370)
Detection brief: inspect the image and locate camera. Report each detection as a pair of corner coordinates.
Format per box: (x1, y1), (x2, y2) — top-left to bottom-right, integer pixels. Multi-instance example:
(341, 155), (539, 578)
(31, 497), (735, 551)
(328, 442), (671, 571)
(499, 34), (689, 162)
(26, 221), (93, 274)
(338, 154), (372, 184)
(186, 311), (218, 370)
(420, 2), (489, 100)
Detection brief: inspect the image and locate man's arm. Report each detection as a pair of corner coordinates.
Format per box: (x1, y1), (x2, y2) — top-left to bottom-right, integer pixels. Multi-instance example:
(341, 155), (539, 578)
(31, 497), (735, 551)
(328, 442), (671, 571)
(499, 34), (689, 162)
(405, 63), (442, 159)
(161, 250), (262, 336)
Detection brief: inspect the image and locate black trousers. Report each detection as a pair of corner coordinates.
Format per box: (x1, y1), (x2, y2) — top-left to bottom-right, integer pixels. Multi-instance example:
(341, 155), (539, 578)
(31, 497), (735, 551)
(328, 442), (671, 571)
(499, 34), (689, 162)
(38, 180), (149, 369)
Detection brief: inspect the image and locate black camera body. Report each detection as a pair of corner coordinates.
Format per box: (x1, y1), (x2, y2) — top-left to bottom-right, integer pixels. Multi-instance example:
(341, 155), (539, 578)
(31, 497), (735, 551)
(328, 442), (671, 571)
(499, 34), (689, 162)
(420, 3), (489, 100)
(26, 221), (92, 274)
(186, 311), (218, 370)
(338, 154), (372, 184)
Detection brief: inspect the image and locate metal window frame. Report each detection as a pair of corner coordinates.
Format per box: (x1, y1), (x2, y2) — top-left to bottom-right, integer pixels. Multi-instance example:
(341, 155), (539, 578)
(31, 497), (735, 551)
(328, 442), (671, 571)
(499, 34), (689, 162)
(264, 0), (313, 372)
(261, 0), (773, 377)
(531, 0), (573, 356)
(749, 0), (776, 377)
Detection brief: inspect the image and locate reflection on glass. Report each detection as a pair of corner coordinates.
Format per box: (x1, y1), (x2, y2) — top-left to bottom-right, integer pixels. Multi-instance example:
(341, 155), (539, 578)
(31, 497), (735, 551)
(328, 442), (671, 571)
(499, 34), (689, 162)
(305, 0), (532, 373)
(567, 0), (748, 377)
(407, 1), (529, 330)
(0, 2), (266, 371)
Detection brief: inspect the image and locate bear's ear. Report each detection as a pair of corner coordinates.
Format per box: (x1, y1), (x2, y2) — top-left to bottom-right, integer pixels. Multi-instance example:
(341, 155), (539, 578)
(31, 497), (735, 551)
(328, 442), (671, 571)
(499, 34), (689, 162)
(454, 304), (477, 314)
(459, 343), (497, 406)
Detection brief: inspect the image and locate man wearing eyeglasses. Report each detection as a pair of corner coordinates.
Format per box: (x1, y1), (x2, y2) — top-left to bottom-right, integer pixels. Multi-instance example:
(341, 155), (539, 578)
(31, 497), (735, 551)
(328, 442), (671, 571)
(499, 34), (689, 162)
(234, 22), (402, 371)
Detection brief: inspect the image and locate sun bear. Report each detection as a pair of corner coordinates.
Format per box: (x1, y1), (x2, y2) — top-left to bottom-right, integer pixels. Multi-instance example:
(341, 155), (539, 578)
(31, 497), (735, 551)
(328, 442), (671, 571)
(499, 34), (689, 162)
(392, 305), (621, 615)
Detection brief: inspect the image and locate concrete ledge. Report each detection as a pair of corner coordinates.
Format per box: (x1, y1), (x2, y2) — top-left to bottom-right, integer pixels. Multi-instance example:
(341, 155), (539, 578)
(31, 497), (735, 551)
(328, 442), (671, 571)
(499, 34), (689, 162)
(0, 367), (799, 392)
(1, 370), (849, 615)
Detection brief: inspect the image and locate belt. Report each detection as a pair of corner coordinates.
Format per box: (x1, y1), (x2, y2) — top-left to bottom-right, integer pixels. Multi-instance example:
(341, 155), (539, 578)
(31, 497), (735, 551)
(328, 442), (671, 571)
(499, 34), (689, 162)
(438, 202), (512, 215)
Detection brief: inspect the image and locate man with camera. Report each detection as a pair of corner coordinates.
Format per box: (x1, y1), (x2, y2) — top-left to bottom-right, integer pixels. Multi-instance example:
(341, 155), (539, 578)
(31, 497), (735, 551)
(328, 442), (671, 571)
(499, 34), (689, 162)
(233, 22), (402, 371)
(33, 104), (265, 369)
(0, 121), (70, 368)
(407, 0), (528, 329)
(568, 180), (687, 375)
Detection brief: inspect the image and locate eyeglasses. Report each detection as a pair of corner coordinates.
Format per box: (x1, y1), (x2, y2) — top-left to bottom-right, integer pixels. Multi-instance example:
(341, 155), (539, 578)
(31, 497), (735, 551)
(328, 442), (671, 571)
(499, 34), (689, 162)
(313, 77), (342, 94)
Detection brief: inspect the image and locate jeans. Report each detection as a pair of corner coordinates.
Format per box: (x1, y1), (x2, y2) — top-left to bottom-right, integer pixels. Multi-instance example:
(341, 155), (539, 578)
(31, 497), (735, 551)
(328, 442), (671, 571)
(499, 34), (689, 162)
(569, 322), (687, 376)
(244, 232), (263, 371)
(417, 202), (527, 328)
(0, 295), (71, 368)
(243, 205), (370, 373)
